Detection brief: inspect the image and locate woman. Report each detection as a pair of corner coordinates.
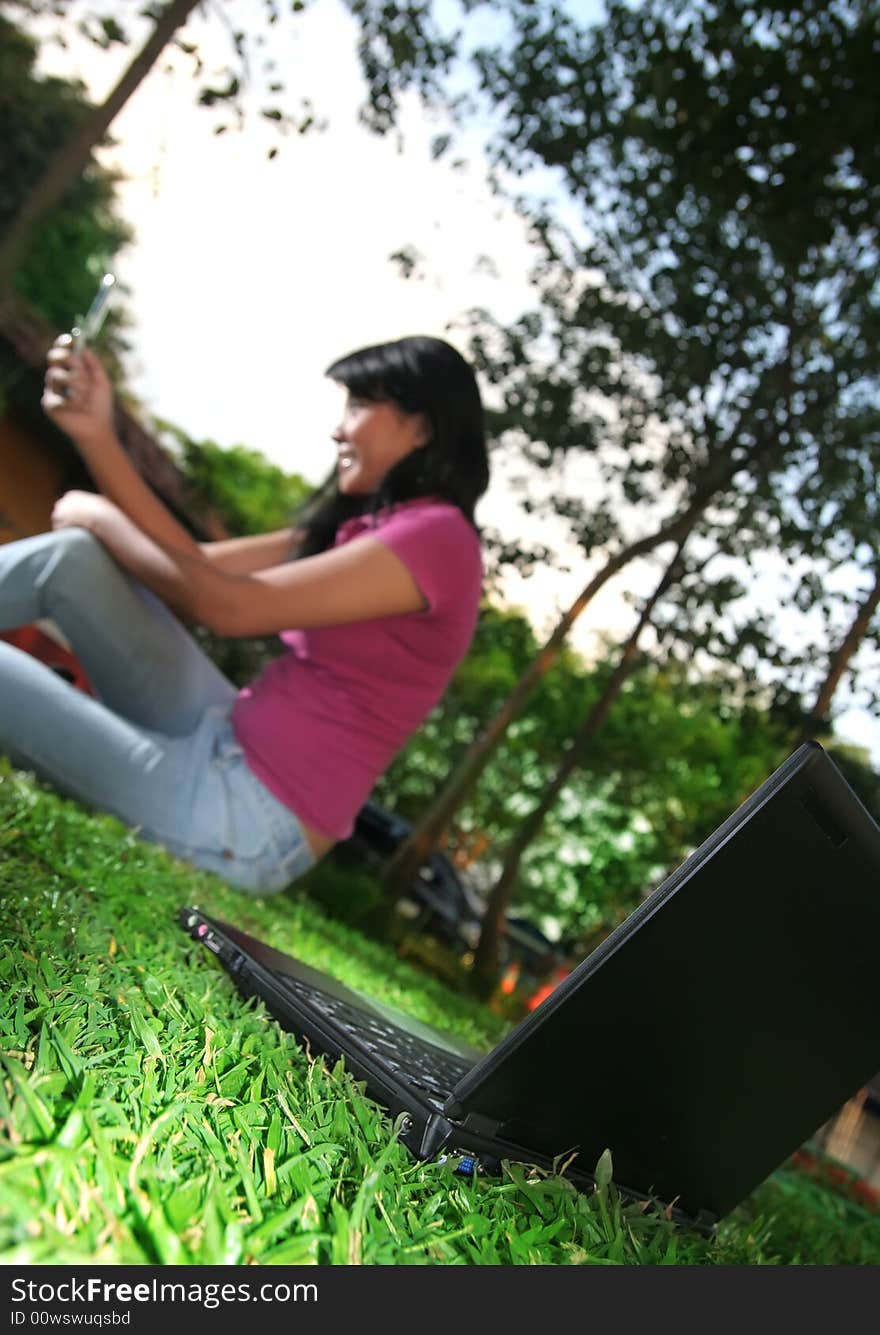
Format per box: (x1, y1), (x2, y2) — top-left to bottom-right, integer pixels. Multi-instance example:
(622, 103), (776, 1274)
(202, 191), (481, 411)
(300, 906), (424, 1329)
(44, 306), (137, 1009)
(0, 333), (489, 893)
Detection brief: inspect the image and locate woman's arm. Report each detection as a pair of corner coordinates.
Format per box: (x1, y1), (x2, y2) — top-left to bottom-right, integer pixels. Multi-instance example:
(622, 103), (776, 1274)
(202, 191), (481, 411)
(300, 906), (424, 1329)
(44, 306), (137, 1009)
(52, 493), (426, 635)
(198, 528), (301, 573)
(43, 338), (301, 575)
(43, 338), (205, 555)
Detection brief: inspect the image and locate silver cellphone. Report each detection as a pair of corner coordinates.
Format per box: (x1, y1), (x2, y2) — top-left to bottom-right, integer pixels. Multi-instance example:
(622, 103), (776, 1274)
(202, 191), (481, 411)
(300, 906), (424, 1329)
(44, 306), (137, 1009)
(71, 272), (116, 352)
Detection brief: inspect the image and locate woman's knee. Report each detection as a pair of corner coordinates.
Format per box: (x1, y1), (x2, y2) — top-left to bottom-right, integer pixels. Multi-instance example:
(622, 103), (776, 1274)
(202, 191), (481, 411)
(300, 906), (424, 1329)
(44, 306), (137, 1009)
(0, 527), (111, 626)
(42, 526), (117, 590)
(50, 525), (106, 564)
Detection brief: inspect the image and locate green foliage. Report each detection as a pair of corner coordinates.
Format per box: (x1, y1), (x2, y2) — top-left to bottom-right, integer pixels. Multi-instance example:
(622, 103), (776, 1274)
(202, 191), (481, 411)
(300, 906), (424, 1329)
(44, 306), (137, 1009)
(0, 14), (132, 332)
(342, 0), (460, 133)
(385, 1), (878, 929)
(377, 601), (800, 937)
(718, 1164), (880, 1266)
(166, 429), (314, 539)
(467, 0), (880, 696)
(1, 762), (878, 1264)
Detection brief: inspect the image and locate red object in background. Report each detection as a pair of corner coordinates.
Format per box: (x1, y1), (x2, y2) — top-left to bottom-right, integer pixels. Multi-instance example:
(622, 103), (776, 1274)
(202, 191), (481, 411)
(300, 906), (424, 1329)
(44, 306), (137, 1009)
(525, 965), (571, 1012)
(0, 625), (94, 695)
(791, 1147), (880, 1212)
(499, 959), (521, 997)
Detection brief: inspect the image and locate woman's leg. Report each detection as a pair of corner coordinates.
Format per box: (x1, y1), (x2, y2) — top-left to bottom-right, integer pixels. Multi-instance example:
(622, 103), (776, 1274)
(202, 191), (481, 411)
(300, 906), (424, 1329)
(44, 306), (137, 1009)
(0, 643), (314, 894)
(0, 527), (235, 735)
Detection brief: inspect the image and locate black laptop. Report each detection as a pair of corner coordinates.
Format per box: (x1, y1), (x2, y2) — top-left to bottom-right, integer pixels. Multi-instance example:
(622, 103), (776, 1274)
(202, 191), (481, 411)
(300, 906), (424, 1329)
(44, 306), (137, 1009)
(180, 741), (880, 1229)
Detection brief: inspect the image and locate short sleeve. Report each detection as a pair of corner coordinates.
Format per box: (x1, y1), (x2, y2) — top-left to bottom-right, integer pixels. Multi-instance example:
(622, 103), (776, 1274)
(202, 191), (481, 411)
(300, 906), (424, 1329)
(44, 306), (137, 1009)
(372, 502), (482, 614)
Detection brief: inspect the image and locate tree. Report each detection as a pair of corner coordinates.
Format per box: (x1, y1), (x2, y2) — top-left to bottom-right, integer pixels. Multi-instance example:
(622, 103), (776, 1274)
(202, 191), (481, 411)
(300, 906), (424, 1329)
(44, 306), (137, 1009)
(0, 0), (483, 301)
(797, 565), (880, 744)
(469, 539), (688, 991)
(375, 598), (794, 947)
(0, 0), (201, 299)
(380, 425), (776, 899)
(376, 601), (601, 862)
(383, 0), (880, 896)
(0, 13), (132, 337)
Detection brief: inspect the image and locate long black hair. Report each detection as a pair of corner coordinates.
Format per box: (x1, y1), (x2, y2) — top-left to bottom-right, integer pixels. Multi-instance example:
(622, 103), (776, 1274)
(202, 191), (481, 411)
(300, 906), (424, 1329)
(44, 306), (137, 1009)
(294, 335), (489, 558)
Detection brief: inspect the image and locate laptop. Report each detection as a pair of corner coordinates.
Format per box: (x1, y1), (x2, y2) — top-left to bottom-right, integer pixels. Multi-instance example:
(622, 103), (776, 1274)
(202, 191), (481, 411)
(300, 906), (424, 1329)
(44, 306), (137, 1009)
(180, 740), (880, 1229)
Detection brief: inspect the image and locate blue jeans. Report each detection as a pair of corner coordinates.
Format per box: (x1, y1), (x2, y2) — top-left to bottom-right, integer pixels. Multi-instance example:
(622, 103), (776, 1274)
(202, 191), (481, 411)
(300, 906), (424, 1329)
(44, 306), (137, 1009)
(0, 527), (315, 894)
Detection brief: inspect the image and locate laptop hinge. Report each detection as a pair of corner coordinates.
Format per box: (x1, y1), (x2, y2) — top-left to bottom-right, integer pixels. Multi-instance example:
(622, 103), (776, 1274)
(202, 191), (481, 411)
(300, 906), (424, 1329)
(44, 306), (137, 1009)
(399, 1112), (455, 1159)
(447, 1109), (503, 1140)
(398, 1108), (505, 1159)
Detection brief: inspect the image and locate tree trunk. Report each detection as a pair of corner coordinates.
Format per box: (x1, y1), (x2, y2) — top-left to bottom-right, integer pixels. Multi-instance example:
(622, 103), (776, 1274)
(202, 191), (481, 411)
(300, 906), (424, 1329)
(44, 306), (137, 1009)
(469, 539), (687, 995)
(798, 564), (880, 743)
(380, 437), (771, 902)
(0, 0), (201, 303)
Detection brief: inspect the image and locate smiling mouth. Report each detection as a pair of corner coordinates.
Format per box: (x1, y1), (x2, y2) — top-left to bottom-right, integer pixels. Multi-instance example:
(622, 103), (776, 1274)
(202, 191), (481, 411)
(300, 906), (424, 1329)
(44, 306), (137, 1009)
(337, 447), (357, 469)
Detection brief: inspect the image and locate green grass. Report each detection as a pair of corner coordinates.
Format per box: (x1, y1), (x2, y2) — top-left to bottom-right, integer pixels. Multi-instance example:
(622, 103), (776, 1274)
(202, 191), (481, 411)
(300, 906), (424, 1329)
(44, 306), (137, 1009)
(1, 760), (878, 1265)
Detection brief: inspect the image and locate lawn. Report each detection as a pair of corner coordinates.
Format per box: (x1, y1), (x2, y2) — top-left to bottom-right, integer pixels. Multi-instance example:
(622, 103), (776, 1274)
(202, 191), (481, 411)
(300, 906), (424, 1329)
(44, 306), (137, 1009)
(1, 760), (878, 1266)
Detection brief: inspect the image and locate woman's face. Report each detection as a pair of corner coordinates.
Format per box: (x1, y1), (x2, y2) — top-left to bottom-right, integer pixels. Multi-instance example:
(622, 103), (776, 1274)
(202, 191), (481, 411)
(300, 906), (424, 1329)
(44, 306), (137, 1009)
(332, 392), (429, 495)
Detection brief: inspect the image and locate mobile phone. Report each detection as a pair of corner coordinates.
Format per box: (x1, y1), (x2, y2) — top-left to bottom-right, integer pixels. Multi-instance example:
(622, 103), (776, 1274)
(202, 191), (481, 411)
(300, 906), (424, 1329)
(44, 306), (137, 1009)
(71, 272), (116, 351)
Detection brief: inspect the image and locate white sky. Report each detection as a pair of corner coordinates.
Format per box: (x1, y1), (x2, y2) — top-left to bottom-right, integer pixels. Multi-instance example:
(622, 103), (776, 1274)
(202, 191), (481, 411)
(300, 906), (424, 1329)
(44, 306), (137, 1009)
(27, 0), (880, 766)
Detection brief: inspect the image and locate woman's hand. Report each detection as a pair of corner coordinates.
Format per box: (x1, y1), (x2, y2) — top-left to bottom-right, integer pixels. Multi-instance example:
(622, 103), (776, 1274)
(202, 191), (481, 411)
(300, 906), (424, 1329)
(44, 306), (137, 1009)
(50, 489), (209, 624)
(42, 335), (115, 447)
(51, 489), (118, 536)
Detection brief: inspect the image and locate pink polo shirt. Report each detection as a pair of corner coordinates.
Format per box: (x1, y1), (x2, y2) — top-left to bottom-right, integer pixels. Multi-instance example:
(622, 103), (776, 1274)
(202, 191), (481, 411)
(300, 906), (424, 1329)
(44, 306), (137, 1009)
(231, 499), (483, 840)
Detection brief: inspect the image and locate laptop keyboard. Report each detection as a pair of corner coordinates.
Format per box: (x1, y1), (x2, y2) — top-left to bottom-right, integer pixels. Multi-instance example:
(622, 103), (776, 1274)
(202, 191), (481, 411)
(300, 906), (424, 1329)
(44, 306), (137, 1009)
(270, 968), (474, 1104)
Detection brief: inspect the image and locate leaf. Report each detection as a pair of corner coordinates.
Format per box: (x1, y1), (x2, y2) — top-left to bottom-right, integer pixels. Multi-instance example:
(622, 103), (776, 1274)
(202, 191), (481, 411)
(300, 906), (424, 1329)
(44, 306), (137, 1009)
(0, 1055), (55, 1140)
(594, 1147), (614, 1191)
(126, 999), (165, 1064)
